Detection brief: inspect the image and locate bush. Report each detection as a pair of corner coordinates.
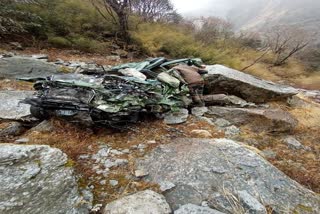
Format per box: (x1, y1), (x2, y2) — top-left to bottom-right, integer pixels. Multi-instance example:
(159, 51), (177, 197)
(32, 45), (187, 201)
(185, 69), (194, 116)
(132, 23), (240, 67)
(48, 36), (72, 48)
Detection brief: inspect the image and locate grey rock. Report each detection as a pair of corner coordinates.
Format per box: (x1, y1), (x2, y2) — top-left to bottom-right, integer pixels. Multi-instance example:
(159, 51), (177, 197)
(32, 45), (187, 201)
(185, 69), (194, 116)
(135, 170), (149, 178)
(214, 119), (231, 128)
(174, 204), (225, 214)
(30, 120), (54, 133)
(103, 190), (171, 214)
(238, 191), (267, 214)
(192, 107), (209, 117)
(15, 138), (29, 144)
(208, 192), (234, 213)
(122, 149), (130, 154)
(137, 138), (320, 213)
(106, 55), (121, 62)
(0, 122), (25, 137)
(92, 147), (110, 162)
(204, 65), (298, 103)
(104, 159), (128, 169)
(260, 149), (277, 159)
(0, 144), (91, 214)
(285, 136), (303, 149)
(100, 180), (107, 185)
(137, 143), (147, 149)
(109, 180), (119, 186)
(0, 56), (58, 79)
(31, 54), (49, 60)
(203, 94), (256, 107)
(224, 126), (240, 137)
(164, 184), (203, 211)
(110, 149), (124, 155)
(0, 91), (34, 121)
(164, 109), (189, 125)
(159, 181), (176, 192)
(205, 106), (298, 132)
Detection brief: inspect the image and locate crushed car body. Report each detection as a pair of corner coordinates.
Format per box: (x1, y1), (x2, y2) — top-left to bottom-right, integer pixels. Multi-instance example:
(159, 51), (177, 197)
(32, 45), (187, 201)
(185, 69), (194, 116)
(20, 58), (206, 128)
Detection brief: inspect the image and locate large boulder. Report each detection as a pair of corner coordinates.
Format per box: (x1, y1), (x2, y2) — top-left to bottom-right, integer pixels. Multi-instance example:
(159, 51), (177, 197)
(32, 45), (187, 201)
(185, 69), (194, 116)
(0, 144), (92, 214)
(204, 106), (298, 132)
(204, 65), (298, 103)
(0, 91), (34, 121)
(137, 138), (320, 213)
(103, 190), (171, 214)
(0, 56), (58, 79)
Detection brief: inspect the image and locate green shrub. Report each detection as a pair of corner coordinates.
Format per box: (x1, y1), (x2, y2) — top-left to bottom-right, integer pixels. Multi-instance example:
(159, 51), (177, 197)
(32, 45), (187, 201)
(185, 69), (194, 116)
(48, 36), (72, 48)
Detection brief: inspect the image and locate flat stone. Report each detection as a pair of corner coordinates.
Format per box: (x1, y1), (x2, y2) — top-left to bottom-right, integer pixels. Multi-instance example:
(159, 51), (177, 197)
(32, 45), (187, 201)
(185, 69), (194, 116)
(204, 65), (298, 103)
(205, 106), (298, 132)
(203, 94), (256, 107)
(109, 180), (118, 186)
(174, 204), (225, 214)
(214, 119), (231, 128)
(164, 109), (189, 125)
(103, 190), (171, 214)
(285, 136), (303, 150)
(0, 91), (34, 121)
(238, 190), (267, 214)
(0, 144), (92, 213)
(224, 125), (240, 137)
(159, 181), (176, 192)
(137, 138), (320, 213)
(135, 170), (149, 178)
(0, 56), (58, 79)
(191, 107), (209, 117)
(15, 138), (29, 144)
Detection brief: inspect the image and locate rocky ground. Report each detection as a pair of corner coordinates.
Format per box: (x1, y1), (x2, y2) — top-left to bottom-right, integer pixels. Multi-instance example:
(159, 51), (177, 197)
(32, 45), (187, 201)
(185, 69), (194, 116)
(0, 50), (319, 214)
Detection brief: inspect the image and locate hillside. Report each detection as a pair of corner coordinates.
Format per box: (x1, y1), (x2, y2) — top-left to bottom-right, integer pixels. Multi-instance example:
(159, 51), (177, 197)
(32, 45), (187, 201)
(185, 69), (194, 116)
(227, 0), (320, 36)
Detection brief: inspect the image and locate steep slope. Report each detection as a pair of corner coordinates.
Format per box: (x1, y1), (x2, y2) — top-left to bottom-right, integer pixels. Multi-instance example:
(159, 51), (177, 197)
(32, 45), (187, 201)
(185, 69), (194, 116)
(228, 0), (320, 34)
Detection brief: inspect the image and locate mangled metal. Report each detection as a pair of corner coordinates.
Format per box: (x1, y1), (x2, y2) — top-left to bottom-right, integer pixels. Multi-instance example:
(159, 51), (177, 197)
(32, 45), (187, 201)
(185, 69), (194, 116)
(21, 58), (205, 128)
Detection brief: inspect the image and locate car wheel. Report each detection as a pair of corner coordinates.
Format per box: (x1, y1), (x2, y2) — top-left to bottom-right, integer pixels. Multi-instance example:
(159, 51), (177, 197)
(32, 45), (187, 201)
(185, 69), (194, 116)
(30, 106), (49, 120)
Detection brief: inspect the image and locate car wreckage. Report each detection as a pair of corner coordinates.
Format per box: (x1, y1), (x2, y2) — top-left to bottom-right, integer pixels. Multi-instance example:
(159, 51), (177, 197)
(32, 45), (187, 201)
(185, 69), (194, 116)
(21, 58), (207, 128)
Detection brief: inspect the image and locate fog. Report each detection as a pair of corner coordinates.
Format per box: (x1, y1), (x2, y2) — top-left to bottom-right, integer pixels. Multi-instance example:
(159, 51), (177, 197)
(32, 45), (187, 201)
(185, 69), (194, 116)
(172, 0), (320, 32)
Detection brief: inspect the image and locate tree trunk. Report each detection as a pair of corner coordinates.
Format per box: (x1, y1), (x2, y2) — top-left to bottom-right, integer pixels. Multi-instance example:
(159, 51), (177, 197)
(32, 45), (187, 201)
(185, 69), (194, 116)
(118, 12), (130, 43)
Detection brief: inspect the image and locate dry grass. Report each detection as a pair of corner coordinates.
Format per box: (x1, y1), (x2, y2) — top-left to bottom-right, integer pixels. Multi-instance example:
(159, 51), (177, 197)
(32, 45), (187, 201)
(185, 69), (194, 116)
(0, 80), (34, 91)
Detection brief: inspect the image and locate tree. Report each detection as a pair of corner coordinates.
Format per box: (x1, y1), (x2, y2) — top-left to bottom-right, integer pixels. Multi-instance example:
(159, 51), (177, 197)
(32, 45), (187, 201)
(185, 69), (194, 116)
(266, 26), (310, 66)
(131, 0), (175, 22)
(0, 0), (42, 38)
(91, 0), (131, 42)
(194, 17), (233, 45)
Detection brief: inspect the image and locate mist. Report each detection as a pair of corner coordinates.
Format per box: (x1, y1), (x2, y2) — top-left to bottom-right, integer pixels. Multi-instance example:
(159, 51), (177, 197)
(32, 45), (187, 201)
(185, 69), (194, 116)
(172, 0), (320, 32)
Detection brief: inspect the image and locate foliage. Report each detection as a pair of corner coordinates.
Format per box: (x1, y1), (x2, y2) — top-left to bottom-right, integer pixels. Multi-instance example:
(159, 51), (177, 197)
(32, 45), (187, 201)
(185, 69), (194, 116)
(132, 23), (241, 67)
(0, 0), (42, 37)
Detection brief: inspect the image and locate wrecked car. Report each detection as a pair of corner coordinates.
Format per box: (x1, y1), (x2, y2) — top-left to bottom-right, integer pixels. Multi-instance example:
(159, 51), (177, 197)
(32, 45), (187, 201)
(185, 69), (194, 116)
(21, 58), (206, 128)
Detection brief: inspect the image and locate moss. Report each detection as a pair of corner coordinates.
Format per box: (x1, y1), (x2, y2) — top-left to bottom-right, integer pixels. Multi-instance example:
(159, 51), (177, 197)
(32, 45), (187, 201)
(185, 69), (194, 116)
(65, 159), (75, 168)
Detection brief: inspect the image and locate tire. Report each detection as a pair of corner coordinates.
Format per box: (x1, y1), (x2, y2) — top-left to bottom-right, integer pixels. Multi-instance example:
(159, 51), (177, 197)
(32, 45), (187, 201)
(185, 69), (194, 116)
(30, 106), (49, 120)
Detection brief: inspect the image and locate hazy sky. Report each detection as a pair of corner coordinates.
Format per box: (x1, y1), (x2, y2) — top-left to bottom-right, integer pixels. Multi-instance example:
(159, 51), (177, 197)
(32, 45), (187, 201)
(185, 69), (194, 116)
(172, 0), (234, 17)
